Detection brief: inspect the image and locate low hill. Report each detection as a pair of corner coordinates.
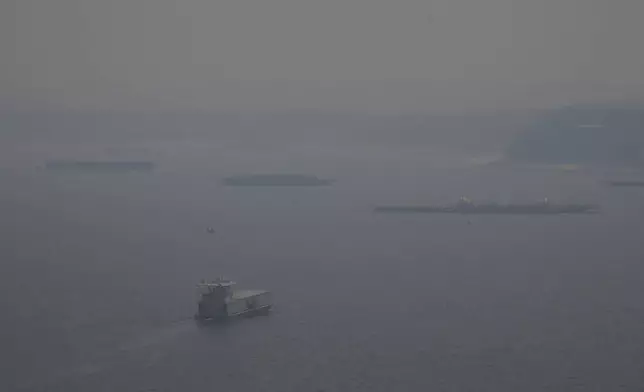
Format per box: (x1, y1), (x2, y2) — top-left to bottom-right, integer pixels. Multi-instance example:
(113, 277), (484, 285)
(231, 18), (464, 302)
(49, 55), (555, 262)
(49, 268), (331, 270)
(506, 104), (644, 165)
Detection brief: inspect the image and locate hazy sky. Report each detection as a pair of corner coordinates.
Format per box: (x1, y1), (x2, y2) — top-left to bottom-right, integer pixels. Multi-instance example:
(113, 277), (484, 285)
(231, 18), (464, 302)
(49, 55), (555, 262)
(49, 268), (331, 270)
(4, 0), (644, 113)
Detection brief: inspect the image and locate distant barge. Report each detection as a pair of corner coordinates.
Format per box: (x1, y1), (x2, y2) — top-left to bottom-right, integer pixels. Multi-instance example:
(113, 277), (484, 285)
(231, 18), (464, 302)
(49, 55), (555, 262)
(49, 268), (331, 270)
(46, 161), (155, 172)
(194, 278), (272, 322)
(607, 180), (644, 187)
(222, 174), (333, 187)
(375, 197), (599, 215)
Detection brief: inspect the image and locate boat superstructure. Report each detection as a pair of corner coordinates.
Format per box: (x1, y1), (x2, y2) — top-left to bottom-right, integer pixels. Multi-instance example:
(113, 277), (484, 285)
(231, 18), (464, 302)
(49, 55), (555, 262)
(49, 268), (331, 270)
(195, 278), (272, 321)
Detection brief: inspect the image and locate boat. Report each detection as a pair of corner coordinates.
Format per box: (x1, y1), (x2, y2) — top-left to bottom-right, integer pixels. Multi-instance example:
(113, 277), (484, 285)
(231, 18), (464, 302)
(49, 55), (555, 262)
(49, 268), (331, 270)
(45, 160), (155, 172)
(194, 278), (272, 322)
(222, 174), (333, 187)
(607, 180), (644, 187)
(374, 197), (599, 215)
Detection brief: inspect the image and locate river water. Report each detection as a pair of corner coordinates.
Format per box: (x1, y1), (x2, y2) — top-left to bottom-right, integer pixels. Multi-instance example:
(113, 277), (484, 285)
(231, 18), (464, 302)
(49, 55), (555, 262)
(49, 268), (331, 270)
(2, 124), (644, 391)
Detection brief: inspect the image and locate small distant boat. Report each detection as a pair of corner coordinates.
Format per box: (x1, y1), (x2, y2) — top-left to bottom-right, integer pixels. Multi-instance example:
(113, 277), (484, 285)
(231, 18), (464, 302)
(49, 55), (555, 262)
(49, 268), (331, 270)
(194, 278), (272, 322)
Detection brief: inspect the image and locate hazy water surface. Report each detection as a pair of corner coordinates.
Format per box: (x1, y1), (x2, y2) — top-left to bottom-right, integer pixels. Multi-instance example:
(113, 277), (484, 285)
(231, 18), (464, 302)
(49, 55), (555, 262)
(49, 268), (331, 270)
(2, 127), (644, 391)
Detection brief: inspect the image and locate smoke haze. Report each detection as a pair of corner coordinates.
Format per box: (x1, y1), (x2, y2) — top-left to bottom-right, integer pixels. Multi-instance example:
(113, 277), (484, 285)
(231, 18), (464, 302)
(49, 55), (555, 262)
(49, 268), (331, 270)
(4, 0), (644, 113)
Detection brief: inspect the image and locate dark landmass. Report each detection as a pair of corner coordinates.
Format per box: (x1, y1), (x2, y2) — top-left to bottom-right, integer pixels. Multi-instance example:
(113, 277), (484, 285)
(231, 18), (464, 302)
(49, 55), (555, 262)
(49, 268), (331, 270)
(46, 161), (156, 172)
(222, 174), (334, 187)
(506, 104), (644, 166)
